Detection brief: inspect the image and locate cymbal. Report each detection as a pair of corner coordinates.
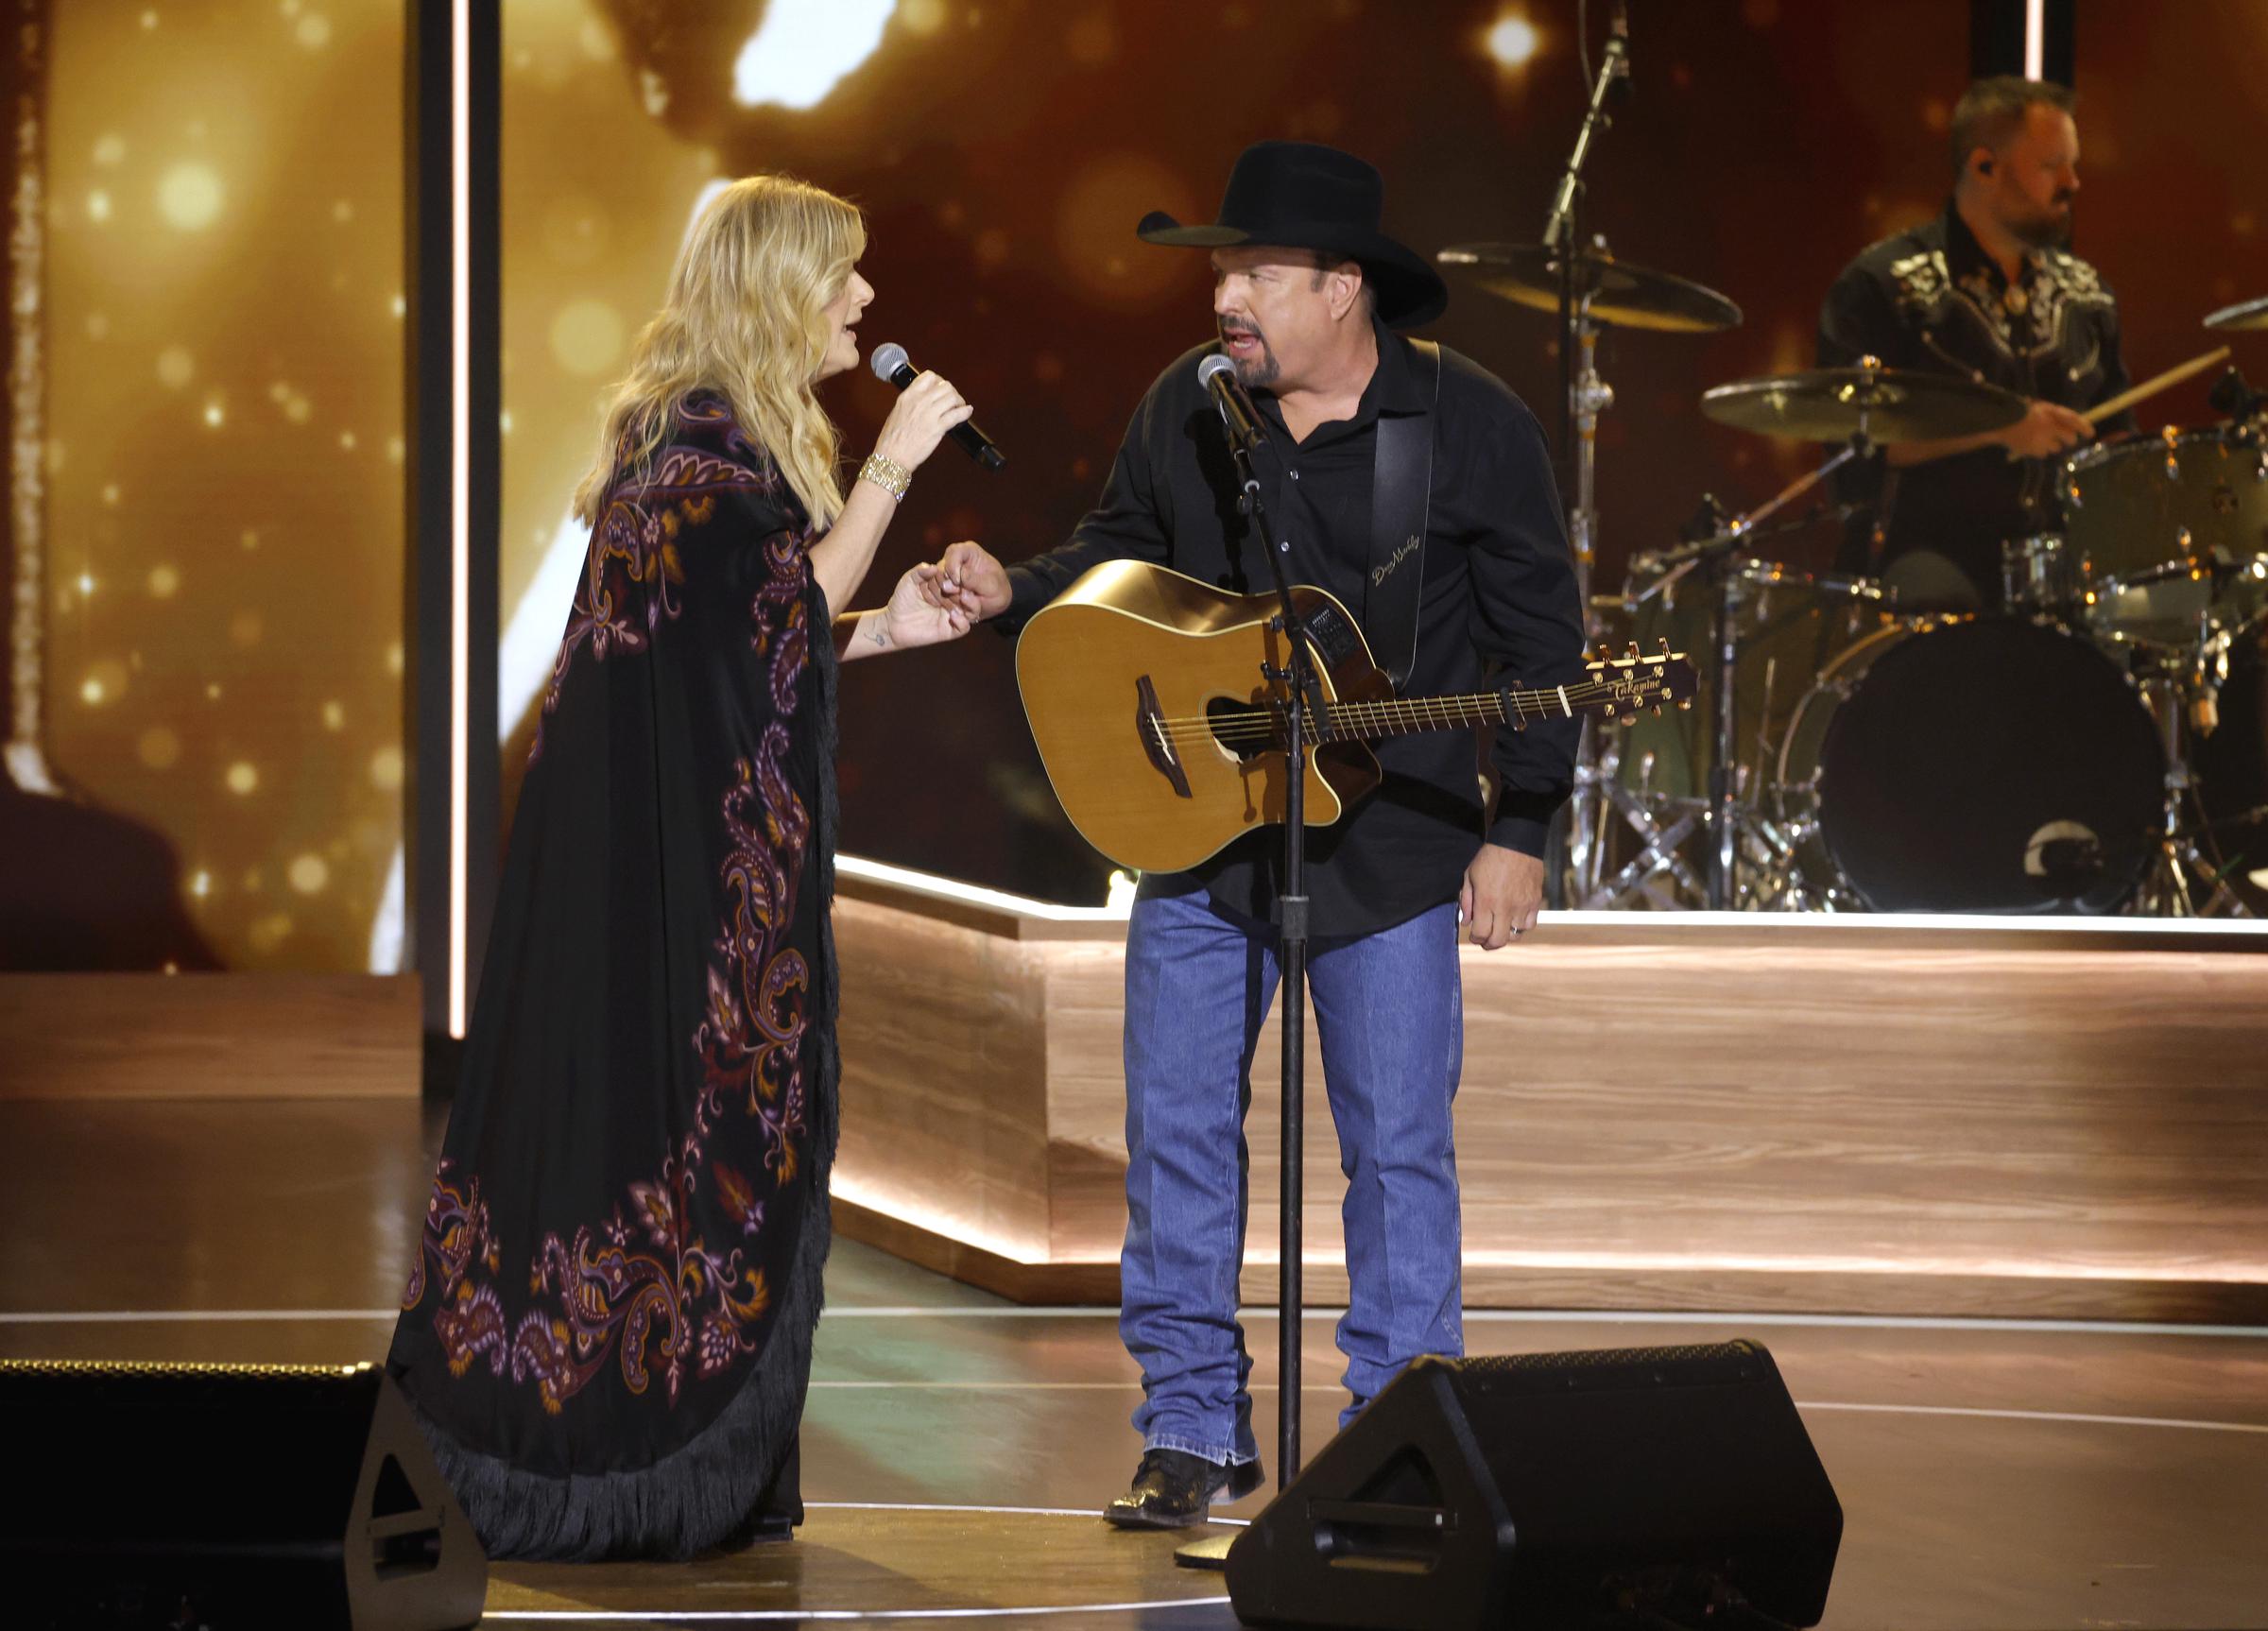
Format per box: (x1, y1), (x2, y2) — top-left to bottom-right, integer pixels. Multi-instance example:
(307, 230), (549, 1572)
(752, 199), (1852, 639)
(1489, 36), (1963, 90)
(2206, 295), (2268, 333)
(1700, 365), (2026, 444)
(1435, 243), (1742, 334)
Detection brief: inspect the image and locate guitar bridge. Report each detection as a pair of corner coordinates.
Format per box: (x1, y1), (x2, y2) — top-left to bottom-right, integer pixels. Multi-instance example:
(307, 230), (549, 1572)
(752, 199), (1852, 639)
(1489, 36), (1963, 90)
(1135, 674), (1193, 799)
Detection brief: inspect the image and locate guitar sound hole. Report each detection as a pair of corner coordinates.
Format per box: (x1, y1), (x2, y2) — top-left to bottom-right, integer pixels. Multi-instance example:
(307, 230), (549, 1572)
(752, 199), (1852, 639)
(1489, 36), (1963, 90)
(1205, 696), (1277, 764)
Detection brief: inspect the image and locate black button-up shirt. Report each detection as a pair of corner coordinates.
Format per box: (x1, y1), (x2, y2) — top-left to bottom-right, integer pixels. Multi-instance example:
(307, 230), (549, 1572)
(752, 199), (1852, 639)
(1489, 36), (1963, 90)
(996, 318), (1584, 938)
(1818, 200), (2130, 599)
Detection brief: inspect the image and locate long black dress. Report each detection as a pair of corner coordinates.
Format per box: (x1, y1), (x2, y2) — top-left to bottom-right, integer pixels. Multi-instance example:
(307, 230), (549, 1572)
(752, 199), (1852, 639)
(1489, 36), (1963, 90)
(388, 392), (839, 1561)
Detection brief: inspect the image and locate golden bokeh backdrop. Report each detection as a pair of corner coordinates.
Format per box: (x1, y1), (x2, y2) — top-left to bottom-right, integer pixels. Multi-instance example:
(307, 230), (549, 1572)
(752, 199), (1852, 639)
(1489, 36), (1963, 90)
(9, 1), (2264, 970)
(40, 1), (405, 972)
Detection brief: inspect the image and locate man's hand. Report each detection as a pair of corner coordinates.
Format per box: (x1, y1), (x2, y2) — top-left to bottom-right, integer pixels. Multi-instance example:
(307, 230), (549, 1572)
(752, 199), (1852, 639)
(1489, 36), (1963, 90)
(930, 541), (1013, 621)
(1998, 399), (2093, 460)
(1459, 843), (1543, 951)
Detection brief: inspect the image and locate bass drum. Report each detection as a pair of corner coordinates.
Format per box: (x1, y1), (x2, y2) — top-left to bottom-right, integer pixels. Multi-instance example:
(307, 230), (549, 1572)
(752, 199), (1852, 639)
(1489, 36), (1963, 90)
(1777, 618), (2164, 913)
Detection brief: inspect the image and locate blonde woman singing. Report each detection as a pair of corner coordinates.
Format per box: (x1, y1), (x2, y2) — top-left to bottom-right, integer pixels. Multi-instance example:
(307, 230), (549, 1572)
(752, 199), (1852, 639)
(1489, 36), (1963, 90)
(389, 176), (975, 1561)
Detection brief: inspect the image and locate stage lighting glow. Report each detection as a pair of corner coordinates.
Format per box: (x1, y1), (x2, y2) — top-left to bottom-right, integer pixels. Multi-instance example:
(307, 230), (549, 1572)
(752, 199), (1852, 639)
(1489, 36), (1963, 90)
(731, 0), (894, 111)
(1486, 13), (1539, 69)
(157, 163), (224, 232)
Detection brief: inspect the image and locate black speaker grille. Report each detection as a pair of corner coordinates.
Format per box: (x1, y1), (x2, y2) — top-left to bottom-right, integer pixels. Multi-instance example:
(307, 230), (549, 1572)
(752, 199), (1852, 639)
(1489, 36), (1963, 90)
(0, 1359), (379, 1407)
(1450, 1340), (1767, 1394)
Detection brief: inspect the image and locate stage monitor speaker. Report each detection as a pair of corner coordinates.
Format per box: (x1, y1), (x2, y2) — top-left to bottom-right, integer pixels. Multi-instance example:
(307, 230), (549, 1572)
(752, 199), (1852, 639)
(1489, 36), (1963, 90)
(0, 1359), (487, 1630)
(1224, 1341), (1841, 1631)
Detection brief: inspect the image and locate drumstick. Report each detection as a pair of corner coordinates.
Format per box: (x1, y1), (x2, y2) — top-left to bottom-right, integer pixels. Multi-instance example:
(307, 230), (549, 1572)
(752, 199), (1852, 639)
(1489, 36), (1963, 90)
(2085, 346), (2231, 425)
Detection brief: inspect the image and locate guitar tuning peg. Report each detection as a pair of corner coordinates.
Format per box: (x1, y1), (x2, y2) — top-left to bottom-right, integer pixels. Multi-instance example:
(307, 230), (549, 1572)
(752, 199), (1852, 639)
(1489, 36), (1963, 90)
(1624, 642), (1640, 659)
(1677, 699), (1692, 712)
(1652, 705), (1662, 717)
(1621, 712), (1637, 726)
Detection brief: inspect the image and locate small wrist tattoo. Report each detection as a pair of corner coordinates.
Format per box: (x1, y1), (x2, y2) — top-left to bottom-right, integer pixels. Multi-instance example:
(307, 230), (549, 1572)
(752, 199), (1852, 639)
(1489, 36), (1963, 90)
(866, 613), (888, 648)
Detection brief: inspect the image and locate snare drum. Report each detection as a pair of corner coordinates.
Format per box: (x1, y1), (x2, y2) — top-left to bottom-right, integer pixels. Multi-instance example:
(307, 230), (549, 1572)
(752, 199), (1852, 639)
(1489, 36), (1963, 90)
(1776, 617), (2163, 913)
(2062, 428), (2268, 642)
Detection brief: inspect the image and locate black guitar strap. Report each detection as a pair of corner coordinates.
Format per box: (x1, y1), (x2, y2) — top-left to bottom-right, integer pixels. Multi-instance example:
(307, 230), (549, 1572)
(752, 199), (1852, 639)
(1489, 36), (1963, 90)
(1365, 338), (1442, 689)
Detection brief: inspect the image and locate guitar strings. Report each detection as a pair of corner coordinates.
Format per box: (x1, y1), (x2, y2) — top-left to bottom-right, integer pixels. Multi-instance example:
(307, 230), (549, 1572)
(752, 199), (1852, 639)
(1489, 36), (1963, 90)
(1145, 681), (1654, 747)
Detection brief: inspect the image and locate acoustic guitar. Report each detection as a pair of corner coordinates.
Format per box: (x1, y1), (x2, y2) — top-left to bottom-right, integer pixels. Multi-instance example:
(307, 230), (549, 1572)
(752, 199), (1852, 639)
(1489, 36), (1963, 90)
(1014, 559), (1696, 872)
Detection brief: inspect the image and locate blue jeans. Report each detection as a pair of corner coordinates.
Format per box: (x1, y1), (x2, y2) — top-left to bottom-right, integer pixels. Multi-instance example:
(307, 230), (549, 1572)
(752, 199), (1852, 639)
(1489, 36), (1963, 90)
(1119, 888), (1465, 1466)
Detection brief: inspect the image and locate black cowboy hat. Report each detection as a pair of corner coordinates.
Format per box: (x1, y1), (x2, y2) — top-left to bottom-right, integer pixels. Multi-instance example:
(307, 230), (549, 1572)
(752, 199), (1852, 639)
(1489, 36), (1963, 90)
(1137, 141), (1448, 330)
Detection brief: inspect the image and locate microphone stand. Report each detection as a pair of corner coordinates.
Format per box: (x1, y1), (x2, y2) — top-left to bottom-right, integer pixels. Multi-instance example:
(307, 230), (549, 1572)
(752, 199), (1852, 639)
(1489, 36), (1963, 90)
(1238, 436), (1320, 1495)
(1538, 17), (1626, 906)
(1177, 394), (1320, 1571)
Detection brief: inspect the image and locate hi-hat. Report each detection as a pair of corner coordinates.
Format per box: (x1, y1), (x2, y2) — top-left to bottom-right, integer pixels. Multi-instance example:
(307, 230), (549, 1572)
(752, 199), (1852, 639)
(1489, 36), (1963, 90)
(1700, 363), (2026, 444)
(2205, 295), (2268, 334)
(1435, 243), (1742, 334)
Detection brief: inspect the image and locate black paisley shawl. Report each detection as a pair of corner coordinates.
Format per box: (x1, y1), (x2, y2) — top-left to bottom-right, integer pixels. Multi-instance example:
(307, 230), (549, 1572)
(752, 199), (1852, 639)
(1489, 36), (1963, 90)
(387, 391), (840, 1561)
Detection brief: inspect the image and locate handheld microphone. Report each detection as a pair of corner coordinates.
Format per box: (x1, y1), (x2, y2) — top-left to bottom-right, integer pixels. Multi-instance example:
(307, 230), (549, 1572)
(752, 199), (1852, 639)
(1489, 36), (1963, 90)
(869, 342), (1005, 471)
(1196, 352), (1268, 451)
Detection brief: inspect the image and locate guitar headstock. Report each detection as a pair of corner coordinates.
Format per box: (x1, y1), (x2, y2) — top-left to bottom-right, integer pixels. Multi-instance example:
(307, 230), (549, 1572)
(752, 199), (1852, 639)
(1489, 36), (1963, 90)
(1582, 644), (1699, 723)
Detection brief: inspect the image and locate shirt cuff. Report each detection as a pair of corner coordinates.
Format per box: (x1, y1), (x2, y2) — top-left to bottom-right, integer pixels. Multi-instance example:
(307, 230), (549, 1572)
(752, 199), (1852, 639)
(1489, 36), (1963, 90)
(994, 564), (1050, 637)
(1486, 813), (1552, 860)
(1486, 787), (1566, 860)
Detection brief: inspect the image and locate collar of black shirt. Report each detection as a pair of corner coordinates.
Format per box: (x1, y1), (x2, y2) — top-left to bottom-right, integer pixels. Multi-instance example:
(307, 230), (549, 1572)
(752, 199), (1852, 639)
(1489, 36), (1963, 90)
(1940, 196), (2036, 295)
(1249, 314), (1428, 445)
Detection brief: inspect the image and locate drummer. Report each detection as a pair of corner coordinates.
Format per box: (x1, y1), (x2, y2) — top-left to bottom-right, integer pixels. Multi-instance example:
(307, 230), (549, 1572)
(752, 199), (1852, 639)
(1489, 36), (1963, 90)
(1817, 77), (2135, 609)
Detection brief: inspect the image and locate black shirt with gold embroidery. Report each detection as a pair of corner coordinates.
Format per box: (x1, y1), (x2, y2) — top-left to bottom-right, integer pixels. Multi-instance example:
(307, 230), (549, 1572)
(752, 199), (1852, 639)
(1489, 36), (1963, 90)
(1818, 200), (2130, 602)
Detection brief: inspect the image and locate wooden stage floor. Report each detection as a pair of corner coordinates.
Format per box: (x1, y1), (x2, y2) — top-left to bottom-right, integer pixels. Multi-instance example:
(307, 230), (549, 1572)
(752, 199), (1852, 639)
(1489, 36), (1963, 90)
(5, 1095), (2266, 1629)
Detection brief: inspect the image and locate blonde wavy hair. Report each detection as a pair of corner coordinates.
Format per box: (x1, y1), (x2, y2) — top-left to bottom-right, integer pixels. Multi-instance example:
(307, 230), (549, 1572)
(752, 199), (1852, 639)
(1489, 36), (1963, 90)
(571, 175), (868, 528)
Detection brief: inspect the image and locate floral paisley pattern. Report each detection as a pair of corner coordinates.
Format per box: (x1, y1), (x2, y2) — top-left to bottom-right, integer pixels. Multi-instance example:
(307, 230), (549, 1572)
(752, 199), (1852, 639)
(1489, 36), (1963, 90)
(399, 390), (824, 1418)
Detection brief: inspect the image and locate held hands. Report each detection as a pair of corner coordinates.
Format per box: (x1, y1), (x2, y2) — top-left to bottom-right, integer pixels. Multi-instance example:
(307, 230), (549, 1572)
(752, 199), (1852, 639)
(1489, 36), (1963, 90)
(1460, 843), (1543, 951)
(870, 564), (971, 652)
(1999, 399), (2093, 460)
(873, 370), (975, 472)
(920, 540), (1013, 621)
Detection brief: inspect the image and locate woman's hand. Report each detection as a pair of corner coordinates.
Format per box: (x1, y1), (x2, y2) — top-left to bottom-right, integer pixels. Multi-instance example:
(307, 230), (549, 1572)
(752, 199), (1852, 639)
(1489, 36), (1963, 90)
(853, 563), (970, 658)
(873, 371), (975, 472)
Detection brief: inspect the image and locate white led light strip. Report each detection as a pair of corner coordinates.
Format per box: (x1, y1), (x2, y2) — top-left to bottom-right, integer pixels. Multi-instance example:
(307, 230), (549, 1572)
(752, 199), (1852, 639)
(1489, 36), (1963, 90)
(447, 0), (472, 1037)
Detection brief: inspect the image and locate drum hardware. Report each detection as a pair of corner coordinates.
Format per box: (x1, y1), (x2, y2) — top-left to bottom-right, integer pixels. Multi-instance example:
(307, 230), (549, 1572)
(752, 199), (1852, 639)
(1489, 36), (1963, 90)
(1697, 357), (2028, 445)
(1438, 236), (1742, 910)
(2205, 294), (2268, 334)
(1576, 731), (1709, 909)
(2132, 657), (2255, 918)
(1686, 358), (2021, 907)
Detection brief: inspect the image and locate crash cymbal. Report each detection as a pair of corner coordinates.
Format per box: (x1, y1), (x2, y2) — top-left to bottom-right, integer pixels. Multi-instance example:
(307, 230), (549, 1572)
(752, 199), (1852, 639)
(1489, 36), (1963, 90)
(1700, 363), (2026, 444)
(1435, 243), (1742, 334)
(2206, 295), (2268, 334)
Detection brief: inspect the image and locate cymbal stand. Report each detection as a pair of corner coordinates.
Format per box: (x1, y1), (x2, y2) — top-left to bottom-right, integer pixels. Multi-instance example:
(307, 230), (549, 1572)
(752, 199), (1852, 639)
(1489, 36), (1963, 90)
(1540, 17), (1626, 908)
(1695, 439), (1867, 908)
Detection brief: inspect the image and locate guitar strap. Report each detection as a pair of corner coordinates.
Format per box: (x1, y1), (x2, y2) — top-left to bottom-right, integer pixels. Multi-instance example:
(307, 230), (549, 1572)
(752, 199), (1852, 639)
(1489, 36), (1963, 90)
(1365, 337), (1441, 690)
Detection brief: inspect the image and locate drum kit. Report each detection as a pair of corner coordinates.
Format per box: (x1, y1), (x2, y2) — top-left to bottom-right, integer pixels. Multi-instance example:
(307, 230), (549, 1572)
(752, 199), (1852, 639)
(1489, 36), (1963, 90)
(1435, 246), (2268, 919)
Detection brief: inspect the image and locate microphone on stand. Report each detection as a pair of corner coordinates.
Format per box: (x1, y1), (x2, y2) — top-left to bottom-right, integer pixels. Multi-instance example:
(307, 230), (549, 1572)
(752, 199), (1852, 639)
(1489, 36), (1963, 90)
(868, 342), (1005, 470)
(1607, 0), (1634, 96)
(1196, 352), (1269, 452)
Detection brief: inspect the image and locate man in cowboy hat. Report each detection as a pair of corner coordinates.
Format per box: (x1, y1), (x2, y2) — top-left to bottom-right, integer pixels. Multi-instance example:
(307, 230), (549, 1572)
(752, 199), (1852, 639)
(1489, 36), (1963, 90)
(931, 140), (1583, 1525)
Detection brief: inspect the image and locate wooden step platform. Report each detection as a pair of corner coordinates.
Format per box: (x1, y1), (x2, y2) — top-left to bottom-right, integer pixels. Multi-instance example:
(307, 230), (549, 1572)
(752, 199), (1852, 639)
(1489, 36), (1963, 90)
(830, 859), (2268, 1322)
